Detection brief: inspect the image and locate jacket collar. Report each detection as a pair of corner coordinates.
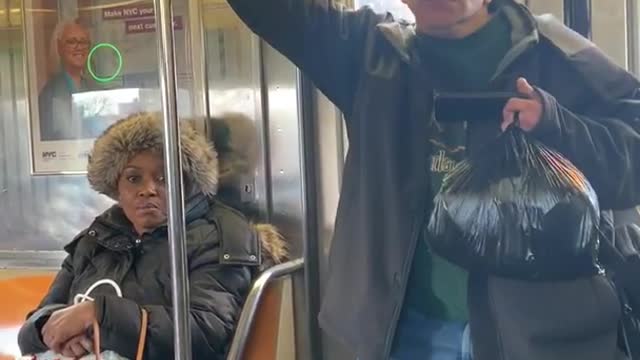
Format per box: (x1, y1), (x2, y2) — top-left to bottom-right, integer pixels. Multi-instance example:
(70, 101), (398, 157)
(87, 193), (211, 251)
(375, 1), (539, 80)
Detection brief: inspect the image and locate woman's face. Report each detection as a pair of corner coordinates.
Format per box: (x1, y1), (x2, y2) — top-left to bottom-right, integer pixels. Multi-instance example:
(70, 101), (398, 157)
(117, 151), (167, 235)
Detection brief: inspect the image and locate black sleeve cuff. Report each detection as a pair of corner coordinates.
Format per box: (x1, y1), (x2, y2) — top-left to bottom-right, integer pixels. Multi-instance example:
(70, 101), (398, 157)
(94, 295), (142, 359)
(530, 86), (562, 148)
(17, 304), (67, 354)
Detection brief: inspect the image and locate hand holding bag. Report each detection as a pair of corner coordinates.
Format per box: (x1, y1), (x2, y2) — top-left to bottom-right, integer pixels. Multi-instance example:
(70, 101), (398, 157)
(28, 279), (148, 360)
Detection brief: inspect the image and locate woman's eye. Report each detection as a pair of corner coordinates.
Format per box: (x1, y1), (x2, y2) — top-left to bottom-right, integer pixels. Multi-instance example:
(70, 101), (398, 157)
(157, 175), (165, 183)
(127, 176), (140, 183)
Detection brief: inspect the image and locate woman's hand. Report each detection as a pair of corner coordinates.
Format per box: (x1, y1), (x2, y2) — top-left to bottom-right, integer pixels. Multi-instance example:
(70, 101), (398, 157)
(60, 334), (93, 358)
(42, 301), (96, 353)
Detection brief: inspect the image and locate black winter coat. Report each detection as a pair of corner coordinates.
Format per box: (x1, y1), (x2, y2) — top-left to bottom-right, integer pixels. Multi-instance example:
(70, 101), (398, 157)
(18, 195), (263, 359)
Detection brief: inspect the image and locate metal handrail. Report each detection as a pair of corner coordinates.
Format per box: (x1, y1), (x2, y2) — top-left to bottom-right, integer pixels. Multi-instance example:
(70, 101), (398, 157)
(226, 257), (305, 360)
(154, 0), (192, 359)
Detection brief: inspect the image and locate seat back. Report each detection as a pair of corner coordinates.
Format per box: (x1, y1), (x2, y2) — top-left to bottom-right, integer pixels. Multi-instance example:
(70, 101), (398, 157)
(241, 281), (283, 360)
(0, 273), (55, 359)
(226, 258), (303, 360)
(0, 274), (55, 325)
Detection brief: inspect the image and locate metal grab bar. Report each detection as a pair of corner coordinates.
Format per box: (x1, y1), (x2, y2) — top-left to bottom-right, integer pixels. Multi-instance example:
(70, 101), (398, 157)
(154, 0), (192, 359)
(226, 258), (305, 360)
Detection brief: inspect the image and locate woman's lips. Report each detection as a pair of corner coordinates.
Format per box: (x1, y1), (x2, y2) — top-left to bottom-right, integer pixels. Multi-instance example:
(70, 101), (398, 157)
(136, 202), (159, 211)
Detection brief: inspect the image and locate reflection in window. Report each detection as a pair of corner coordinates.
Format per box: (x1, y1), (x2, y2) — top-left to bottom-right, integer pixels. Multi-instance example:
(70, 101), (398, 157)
(355, 0), (415, 22)
(72, 88), (192, 138)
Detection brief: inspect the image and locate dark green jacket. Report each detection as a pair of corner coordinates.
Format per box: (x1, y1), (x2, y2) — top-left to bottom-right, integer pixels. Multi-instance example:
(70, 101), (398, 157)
(229, 0), (640, 359)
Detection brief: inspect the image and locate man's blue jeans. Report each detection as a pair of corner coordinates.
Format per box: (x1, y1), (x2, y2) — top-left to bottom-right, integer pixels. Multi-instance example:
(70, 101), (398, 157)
(390, 309), (473, 360)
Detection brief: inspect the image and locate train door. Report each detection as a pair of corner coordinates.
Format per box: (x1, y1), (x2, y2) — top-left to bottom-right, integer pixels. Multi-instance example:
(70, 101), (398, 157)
(201, 2), (315, 359)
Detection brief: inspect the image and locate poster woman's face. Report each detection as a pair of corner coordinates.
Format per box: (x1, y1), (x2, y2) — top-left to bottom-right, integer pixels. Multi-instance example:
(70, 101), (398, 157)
(57, 24), (91, 71)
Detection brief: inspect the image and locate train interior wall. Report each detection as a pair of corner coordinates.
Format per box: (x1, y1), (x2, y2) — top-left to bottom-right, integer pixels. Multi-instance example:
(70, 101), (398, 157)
(0, 1), (637, 359)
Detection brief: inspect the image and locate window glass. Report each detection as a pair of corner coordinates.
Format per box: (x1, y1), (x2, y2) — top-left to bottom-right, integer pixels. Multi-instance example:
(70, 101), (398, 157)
(355, 0), (414, 22)
(0, 0), (197, 253)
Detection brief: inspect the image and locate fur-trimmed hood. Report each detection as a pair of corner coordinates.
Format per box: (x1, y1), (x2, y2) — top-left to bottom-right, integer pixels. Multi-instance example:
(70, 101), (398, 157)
(255, 223), (288, 266)
(87, 112), (218, 200)
(87, 112), (288, 265)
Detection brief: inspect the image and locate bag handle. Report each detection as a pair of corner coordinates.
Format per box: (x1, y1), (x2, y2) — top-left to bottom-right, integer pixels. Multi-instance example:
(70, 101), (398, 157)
(74, 279), (148, 360)
(91, 307), (148, 360)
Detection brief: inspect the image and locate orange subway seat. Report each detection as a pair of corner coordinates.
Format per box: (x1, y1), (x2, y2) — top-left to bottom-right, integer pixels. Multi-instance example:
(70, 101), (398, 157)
(0, 275), (55, 327)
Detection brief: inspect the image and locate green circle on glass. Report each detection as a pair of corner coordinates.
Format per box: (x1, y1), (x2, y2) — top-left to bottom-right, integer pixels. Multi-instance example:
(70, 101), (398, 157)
(87, 43), (123, 83)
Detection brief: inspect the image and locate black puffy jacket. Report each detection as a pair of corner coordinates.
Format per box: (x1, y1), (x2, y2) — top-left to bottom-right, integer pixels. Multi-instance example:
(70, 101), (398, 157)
(17, 194), (281, 359)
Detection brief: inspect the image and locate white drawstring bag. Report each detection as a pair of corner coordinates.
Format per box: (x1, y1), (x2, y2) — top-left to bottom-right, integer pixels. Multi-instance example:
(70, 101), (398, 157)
(27, 279), (148, 360)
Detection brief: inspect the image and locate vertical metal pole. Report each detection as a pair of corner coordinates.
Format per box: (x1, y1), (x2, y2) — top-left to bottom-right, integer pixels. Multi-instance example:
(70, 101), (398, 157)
(153, 1), (192, 360)
(627, 0), (639, 74)
(296, 70), (323, 360)
(187, 0), (210, 121)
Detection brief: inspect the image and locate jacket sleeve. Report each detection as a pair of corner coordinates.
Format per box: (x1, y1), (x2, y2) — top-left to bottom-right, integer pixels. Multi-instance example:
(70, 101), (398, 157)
(227, 0), (384, 115)
(17, 256), (74, 354)
(94, 242), (252, 359)
(532, 87), (640, 210)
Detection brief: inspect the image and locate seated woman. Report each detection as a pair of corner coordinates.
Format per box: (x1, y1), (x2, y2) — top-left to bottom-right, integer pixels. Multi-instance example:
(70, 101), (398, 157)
(17, 112), (286, 359)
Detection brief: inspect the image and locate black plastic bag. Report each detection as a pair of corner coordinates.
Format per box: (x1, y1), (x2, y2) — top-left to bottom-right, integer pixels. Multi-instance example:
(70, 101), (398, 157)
(427, 125), (601, 280)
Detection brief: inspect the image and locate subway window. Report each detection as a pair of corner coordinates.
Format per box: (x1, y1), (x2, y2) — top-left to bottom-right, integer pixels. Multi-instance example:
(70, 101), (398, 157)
(354, 0), (414, 21)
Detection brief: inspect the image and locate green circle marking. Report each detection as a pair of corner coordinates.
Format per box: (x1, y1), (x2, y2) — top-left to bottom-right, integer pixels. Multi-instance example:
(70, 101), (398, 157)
(87, 43), (123, 83)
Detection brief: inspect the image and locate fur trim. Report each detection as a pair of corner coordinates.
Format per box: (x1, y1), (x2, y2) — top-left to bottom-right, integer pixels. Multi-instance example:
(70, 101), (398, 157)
(87, 112), (218, 199)
(208, 113), (259, 188)
(254, 223), (288, 264)
(208, 114), (288, 265)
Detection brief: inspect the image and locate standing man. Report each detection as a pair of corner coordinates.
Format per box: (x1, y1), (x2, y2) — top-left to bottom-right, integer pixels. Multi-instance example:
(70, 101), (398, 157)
(229, 0), (640, 359)
(39, 20), (93, 141)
